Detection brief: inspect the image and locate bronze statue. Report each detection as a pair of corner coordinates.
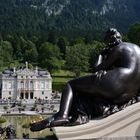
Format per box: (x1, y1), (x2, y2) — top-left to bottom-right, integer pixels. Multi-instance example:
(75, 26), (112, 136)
(30, 28), (140, 131)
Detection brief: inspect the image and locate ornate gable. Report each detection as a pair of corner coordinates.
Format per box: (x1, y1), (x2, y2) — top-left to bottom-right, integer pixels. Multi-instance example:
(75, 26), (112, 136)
(16, 68), (36, 76)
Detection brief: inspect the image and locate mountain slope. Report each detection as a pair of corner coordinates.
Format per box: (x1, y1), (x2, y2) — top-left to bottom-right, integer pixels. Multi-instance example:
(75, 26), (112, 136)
(0, 0), (140, 39)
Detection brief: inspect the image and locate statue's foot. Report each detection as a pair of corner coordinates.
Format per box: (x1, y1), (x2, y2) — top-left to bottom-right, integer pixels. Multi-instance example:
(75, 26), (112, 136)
(50, 117), (69, 127)
(30, 114), (57, 131)
(30, 119), (51, 132)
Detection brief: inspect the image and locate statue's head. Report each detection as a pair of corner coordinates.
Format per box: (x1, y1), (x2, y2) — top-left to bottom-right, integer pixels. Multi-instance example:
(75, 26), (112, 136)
(104, 28), (122, 46)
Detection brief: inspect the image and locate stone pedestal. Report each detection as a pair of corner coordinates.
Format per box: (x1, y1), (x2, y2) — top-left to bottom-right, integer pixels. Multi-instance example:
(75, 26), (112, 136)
(53, 102), (140, 140)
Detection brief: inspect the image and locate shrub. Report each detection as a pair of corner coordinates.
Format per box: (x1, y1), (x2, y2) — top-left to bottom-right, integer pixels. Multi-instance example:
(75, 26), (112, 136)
(0, 117), (6, 124)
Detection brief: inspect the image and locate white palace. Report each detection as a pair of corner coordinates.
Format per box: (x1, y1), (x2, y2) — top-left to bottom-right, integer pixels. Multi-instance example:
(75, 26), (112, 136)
(0, 63), (52, 100)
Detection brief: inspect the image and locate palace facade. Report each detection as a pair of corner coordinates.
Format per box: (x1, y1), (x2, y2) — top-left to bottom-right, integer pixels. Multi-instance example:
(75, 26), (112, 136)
(0, 64), (52, 100)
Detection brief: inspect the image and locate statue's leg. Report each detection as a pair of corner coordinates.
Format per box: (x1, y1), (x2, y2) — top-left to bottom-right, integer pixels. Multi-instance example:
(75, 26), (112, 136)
(69, 74), (97, 94)
(51, 74), (98, 126)
(51, 84), (73, 126)
(30, 84), (73, 131)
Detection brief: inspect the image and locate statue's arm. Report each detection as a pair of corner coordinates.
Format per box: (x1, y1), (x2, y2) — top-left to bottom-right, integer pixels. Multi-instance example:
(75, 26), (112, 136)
(94, 54), (103, 67)
(93, 47), (109, 67)
(93, 48), (119, 73)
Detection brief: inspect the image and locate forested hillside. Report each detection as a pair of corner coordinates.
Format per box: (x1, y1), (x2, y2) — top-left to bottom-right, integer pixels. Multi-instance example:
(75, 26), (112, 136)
(0, 0), (140, 75)
(0, 0), (140, 39)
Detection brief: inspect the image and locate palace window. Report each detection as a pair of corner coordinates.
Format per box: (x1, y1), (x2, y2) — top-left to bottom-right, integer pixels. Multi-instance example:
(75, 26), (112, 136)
(20, 93), (24, 99)
(30, 81), (33, 89)
(21, 81), (24, 88)
(25, 81), (28, 89)
(25, 93), (29, 99)
(8, 82), (12, 89)
(40, 81), (45, 89)
(30, 92), (34, 99)
(48, 82), (51, 89)
(42, 91), (44, 95)
(4, 82), (7, 89)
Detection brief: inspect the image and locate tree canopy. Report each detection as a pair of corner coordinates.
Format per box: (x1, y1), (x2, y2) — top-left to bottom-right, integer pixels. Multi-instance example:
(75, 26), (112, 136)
(38, 42), (63, 73)
(127, 23), (140, 46)
(65, 44), (89, 77)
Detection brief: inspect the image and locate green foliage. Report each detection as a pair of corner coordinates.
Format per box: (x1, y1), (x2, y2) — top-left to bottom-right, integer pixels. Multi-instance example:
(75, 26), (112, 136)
(24, 40), (38, 63)
(88, 41), (105, 70)
(9, 60), (21, 68)
(22, 123), (30, 128)
(127, 23), (140, 46)
(122, 35), (129, 42)
(1, 0), (140, 42)
(3, 106), (8, 111)
(73, 37), (85, 45)
(10, 35), (23, 59)
(0, 41), (13, 67)
(0, 117), (6, 124)
(1, 0), (139, 73)
(38, 42), (63, 72)
(52, 70), (75, 77)
(47, 29), (58, 45)
(65, 44), (89, 77)
(85, 33), (94, 44)
(57, 37), (68, 58)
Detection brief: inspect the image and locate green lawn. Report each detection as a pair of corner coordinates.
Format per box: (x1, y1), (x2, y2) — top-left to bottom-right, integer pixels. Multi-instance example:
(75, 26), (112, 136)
(52, 70), (91, 77)
(52, 77), (73, 92)
(52, 70), (91, 92)
(52, 70), (75, 77)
